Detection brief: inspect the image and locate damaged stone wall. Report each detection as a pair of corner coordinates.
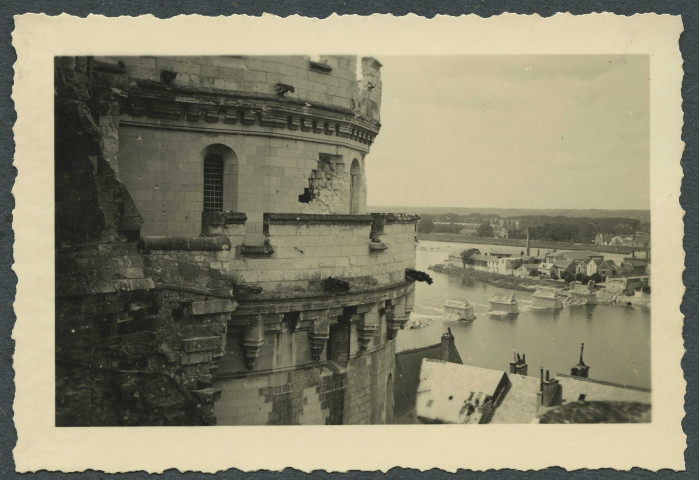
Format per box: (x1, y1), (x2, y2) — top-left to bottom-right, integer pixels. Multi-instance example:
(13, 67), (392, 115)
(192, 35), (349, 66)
(55, 57), (235, 426)
(298, 154), (348, 214)
(56, 288), (232, 426)
(54, 56), (142, 246)
(113, 55), (380, 237)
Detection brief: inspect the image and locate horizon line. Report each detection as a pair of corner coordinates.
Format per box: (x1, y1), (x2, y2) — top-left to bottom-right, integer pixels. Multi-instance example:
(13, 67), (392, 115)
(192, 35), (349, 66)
(367, 205), (651, 212)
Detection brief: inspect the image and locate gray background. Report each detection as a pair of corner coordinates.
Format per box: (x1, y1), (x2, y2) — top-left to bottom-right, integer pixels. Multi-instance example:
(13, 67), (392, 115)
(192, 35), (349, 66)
(0, 1), (695, 478)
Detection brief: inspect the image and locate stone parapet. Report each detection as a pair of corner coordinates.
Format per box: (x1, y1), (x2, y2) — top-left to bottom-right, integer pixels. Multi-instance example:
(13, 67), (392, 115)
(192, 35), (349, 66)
(264, 212), (374, 227)
(140, 212), (418, 294)
(139, 235), (231, 251)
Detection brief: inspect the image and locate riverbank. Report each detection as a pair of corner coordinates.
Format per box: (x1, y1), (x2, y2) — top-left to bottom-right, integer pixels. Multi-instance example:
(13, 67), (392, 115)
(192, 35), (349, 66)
(428, 263), (649, 306)
(417, 233), (638, 255)
(429, 263), (550, 292)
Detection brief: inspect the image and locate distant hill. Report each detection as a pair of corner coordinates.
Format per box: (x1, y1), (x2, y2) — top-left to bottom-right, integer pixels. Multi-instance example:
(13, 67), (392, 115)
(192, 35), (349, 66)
(369, 206), (650, 223)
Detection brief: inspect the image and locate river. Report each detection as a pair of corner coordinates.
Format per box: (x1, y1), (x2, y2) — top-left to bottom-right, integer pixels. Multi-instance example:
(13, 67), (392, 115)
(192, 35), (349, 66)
(395, 241), (651, 389)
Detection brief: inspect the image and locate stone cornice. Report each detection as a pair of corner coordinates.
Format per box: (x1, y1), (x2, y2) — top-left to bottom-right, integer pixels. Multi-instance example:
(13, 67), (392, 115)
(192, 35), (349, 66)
(122, 81), (380, 147)
(264, 213), (374, 227)
(371, 213), (421, 224)
(231, 281), (414, 319)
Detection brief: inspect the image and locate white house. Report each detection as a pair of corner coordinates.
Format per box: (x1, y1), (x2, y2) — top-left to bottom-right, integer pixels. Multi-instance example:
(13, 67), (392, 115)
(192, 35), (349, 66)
(586, 258), (603, 276)
(538, 262), (556, 277)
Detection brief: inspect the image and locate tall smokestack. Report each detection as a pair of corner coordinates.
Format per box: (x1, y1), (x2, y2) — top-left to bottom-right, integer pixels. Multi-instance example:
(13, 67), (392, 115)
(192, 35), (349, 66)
(526, 228), (531, 257)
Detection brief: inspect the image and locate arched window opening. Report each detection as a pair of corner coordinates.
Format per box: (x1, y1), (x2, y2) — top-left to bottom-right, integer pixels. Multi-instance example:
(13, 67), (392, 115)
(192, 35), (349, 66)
(349, 158), (361, 214)
(203, 153), (224, 213)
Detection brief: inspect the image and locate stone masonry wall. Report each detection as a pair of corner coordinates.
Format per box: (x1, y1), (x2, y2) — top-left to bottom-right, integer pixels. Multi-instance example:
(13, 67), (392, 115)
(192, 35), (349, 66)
(117, 127), (368, 237)
(213, 339), (395, 425)
(104, 55), (381, 122)
(213, 364), (347, 425)
(344, 340), (395, 424)
(55, 57), (238, 426)
(142, 217), (417, 294)
(56, 287), (234, 426)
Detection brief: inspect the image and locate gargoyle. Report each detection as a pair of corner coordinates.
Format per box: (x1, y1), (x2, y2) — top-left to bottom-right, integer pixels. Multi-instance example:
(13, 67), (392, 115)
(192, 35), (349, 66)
(405, 268), (433, 285)
(274, 83), (295, 96)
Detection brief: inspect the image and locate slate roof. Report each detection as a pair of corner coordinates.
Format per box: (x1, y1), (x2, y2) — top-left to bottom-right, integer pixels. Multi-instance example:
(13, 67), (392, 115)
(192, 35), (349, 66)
(394, 336), (463, 420)
(558, 250), (603, 261)
(415, 360), (507, 424)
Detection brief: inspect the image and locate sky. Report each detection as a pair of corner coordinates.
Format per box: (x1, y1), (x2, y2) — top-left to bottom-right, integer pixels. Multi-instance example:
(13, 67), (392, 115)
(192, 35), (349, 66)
(365, 55), (650, 210)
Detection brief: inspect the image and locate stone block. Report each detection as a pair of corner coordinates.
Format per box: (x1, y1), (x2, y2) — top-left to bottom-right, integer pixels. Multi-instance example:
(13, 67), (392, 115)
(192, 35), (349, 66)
(179, 351), (213, 365)
(181, 336), (222, 353)
(190, 387), (222, 404)
(191, 299), (238, 316)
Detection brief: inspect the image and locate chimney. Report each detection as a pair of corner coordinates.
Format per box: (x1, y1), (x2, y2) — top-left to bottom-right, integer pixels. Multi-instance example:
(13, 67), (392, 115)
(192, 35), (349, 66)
(570, 342), (590, 378)
(541, 372), (561, 407)
(509, 351), (528, 376)
(539, 367), (544, 392)
(441, 328), (455, 362)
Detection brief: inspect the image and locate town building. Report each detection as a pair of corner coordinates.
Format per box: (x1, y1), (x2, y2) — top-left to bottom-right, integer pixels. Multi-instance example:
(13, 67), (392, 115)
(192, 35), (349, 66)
(545, 250), (604, 264)
(414, 350), (651, 424)
(513, 263), (539, 278)
(538, 262), (557, 278)
(586, 257), (603, 276)
(597, 259), (621, 278)
(55, 55), (422, 426)
(497, 257), (523, 275)
(622, 257), (651, 276)
(553, 259), (576, 278)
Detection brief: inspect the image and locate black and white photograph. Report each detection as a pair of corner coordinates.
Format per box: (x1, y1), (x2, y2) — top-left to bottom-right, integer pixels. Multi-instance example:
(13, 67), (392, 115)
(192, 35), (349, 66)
(11, 13), (685, 472)
(53, 53), (652, 426)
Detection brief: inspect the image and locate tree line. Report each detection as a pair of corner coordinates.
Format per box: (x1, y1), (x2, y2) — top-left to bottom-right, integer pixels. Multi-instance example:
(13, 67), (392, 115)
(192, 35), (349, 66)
(418, 213), (649, 243)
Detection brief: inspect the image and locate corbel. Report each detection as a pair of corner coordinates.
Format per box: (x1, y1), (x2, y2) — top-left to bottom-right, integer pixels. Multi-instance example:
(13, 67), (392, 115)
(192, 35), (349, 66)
(306, 310), (329, 361)
(240, 108), (257, 126)
(243, 315), (265, 370)
(300, 117), (312, 132)
(288, 115), (300, 131)
(386, 296), (409, 340)
(262, 313), (285, 334)
(356, 303), (379, 351)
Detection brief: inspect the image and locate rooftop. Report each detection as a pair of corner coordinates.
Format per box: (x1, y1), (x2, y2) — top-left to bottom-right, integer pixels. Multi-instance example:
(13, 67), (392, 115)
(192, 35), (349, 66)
(556, 250), (603, 260)
(416, 360), (506, 424)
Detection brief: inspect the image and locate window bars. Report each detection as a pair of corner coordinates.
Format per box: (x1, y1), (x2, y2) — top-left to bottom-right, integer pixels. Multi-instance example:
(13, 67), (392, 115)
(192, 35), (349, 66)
(203, 154), (224, 213)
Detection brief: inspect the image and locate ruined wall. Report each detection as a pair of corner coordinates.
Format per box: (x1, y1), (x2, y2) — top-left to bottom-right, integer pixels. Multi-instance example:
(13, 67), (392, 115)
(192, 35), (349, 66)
(56, 288), (233, 426)
(55, 57), (236, 426)
(54, 56), (142, 246)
